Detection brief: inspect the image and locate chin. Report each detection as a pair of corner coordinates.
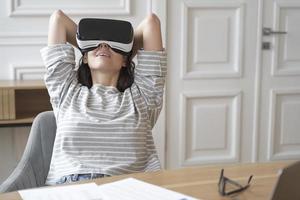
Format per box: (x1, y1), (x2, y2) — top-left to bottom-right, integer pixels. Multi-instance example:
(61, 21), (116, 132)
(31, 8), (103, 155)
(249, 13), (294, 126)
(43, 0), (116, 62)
(89, 62), (108, 69)
(90, 66), (107, 71)
(90, 66), (120, 73)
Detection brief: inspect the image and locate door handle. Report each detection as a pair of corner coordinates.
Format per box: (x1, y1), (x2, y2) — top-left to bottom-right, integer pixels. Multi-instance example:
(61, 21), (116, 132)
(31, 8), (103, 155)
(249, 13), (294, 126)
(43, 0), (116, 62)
(263, 27), (287, 36)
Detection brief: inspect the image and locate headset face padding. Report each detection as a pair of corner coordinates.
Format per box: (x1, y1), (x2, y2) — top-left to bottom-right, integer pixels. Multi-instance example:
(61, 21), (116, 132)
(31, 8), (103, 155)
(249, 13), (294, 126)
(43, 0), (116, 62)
(76, 18), (134, 55)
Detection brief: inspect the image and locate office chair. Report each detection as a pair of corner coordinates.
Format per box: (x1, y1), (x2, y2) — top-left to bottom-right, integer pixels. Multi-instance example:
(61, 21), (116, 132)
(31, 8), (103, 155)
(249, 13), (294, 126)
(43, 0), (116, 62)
(0, 111), (56, 193)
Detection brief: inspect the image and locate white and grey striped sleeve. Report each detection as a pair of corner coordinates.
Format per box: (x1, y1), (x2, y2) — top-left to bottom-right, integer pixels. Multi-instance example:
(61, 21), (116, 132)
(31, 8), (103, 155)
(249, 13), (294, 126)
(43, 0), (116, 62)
(40, 43), (77, 113)
(132, 50), (167, 124)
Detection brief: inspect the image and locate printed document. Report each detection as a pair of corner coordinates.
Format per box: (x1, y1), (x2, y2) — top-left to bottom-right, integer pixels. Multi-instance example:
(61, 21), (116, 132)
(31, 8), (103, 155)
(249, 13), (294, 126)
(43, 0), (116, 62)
(18, 178), (199, 200)
(98, 178), (199, 200)
(18, 183), (102, 200)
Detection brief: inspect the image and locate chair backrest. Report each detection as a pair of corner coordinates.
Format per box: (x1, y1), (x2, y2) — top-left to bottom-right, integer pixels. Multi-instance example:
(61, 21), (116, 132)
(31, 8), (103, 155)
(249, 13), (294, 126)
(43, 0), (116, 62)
(0, 111), (57, 193)
(32, 111), (57, 173)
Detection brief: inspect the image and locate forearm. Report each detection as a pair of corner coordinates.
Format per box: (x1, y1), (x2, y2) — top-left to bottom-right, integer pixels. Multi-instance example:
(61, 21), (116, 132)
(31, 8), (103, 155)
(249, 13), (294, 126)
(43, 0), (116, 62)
(48, 10), (78, 47)
(132, 26), (143, 55)
(133, 14), (163, 56)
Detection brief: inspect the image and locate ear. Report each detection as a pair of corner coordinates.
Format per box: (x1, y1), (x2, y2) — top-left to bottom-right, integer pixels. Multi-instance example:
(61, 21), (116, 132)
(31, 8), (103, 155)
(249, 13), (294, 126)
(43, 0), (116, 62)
(83, 53), (88, 64)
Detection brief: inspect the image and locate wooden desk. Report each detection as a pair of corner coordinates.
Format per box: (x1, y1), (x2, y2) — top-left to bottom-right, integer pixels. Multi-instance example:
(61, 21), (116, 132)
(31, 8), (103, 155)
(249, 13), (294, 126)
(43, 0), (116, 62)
(0, 161), (292, 200)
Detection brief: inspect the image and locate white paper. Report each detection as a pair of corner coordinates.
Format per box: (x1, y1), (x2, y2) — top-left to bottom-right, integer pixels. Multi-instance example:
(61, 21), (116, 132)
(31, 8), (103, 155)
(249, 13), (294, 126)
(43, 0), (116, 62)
(18, 183), (103, 200)
(98, 178), (199, 200)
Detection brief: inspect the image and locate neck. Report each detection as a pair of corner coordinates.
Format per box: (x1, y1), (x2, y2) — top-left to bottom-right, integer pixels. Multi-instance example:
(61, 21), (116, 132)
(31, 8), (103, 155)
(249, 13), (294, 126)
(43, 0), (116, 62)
(90, 70), (119, 87)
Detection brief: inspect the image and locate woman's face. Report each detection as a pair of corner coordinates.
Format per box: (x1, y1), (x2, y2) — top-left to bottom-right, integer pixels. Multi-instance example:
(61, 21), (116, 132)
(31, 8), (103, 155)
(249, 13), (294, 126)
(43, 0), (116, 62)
(85, 43), (126, 74)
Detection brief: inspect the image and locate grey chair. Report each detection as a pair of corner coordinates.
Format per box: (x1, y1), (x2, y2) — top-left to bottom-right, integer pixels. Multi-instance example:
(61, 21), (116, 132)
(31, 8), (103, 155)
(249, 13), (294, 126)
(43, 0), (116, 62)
(0, 111), (56, 193)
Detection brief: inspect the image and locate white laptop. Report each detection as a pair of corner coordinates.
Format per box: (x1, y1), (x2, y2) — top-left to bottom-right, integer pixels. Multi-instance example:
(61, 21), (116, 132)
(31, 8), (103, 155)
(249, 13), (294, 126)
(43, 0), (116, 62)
(270, 160), (300, 200)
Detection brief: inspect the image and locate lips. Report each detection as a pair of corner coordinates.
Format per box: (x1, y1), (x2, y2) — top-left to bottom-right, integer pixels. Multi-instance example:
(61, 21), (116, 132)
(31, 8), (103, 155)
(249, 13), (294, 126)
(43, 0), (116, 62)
(95, 50), (111, 58)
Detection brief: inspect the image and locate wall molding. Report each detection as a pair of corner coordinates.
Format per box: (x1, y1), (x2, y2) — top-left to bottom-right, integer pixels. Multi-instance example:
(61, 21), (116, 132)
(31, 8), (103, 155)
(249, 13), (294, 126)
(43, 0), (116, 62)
(8, 0), (131, 17)
(10, 63), (45, 80)
(0, 33), (46, 46)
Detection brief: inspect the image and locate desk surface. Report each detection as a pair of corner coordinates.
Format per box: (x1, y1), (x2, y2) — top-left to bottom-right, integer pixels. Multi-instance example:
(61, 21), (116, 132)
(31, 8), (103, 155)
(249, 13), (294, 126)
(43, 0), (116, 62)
(0, 161), (292, 200)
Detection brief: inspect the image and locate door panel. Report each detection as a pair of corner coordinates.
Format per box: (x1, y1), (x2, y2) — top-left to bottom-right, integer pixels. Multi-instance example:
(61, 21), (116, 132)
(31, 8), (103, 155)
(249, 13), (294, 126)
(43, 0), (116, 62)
(179, 90), (241, 166)
(275, 2), (300, 75)
(260, 0), (300, 161)
(182, 2), (244, 79)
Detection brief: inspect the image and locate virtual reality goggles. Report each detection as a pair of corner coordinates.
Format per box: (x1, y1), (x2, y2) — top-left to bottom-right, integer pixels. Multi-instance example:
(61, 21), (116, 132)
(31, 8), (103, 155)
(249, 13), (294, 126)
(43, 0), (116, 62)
(76, 18), (134, 55)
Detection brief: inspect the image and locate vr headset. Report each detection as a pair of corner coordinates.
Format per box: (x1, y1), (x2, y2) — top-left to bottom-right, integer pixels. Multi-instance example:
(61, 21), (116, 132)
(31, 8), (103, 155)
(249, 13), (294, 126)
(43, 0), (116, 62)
(76, 18), (134, 55)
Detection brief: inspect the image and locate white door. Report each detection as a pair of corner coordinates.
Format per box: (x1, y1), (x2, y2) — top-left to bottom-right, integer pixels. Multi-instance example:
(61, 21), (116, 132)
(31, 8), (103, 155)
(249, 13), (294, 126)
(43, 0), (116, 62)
(166, 0), (260, 168)
(258, 0), (300, 162)
(166, 0), (300, 169)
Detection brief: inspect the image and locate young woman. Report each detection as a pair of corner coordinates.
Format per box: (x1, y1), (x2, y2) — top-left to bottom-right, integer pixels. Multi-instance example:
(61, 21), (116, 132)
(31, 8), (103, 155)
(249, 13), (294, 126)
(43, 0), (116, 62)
(41, 10), (166, 185)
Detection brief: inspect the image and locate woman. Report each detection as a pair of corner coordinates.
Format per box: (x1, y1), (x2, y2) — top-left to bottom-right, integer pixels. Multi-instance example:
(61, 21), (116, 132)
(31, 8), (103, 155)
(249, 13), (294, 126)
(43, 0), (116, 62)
(41, 10), (167, 185)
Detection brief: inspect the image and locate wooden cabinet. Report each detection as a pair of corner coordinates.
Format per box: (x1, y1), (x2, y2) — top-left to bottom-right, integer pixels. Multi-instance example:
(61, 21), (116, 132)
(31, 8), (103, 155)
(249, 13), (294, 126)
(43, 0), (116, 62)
(0, 80), (51, 126)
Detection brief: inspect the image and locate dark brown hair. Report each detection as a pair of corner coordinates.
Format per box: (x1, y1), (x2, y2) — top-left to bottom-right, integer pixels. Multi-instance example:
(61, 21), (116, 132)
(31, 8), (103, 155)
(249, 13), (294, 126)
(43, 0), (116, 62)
(77, 52), (135, 92)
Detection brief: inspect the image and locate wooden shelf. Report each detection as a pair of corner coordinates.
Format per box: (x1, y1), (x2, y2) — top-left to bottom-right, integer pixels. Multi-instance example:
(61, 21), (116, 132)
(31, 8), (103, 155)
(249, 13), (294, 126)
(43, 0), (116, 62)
(0, 80), (52, 126)
(0, 117), (34, 126)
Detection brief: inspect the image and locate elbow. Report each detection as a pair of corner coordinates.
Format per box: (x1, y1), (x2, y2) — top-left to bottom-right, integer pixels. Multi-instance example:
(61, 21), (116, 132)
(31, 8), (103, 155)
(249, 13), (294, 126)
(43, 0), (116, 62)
(49, 10), (65, 25)
(145, 13), (161, 29)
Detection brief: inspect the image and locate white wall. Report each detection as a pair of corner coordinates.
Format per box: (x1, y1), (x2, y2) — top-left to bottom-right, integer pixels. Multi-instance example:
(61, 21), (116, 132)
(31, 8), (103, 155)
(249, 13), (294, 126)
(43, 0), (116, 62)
(2, 0), (299, 185)
(0, 128), (29, 183)
(0, 0), (167, 184)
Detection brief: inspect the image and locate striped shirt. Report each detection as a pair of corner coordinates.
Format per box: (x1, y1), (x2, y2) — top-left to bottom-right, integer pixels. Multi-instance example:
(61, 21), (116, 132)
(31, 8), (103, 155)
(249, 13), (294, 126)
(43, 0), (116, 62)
(40, 44), (167, 185)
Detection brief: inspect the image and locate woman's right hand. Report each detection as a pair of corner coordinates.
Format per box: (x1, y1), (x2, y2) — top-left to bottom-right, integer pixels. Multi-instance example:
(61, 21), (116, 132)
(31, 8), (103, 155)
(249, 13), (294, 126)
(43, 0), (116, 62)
(48, 10), (78, 47)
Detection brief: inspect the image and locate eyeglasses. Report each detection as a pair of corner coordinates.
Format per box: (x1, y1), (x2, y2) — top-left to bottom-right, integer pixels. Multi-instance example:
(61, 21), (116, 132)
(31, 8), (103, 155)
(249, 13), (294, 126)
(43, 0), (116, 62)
(218, 169), (253, 196)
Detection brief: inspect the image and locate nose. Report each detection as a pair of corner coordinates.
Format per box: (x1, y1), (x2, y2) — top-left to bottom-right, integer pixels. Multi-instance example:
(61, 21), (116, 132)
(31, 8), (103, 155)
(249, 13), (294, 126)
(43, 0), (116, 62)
(98, 43), (110, 49)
